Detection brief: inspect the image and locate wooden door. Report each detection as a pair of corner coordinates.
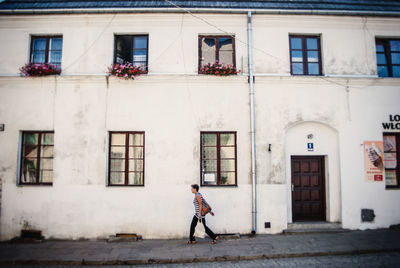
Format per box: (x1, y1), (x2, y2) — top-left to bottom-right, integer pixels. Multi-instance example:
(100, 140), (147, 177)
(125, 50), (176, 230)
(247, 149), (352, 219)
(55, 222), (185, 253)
(291, 156), (326, 221)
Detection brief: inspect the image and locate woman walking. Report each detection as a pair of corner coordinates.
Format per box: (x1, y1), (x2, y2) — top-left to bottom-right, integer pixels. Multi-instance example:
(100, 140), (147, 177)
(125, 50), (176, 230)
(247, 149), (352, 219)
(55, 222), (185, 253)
(188, 184), (219, 244)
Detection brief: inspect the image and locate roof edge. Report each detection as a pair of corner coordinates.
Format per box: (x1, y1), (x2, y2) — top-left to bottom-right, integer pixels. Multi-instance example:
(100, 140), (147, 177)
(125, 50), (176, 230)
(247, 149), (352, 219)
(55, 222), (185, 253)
(0, 7), (400, 17)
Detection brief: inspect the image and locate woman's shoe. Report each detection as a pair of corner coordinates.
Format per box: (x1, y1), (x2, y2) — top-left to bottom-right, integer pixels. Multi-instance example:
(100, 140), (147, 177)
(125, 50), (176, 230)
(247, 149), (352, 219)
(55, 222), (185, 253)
(187, 240), (197, 244)
(211, 236), (220, 244)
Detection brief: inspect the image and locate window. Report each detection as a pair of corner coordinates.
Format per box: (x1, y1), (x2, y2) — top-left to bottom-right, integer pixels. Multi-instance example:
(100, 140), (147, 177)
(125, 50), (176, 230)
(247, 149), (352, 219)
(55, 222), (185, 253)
(289, 35), (322, 75)
(30, 36), (63, 68)
(376, 39), (400, 77)
(199, 36), (235, 70)
(114, 35), (148, 70)
(108, 132), (145, 186)
(20, 131), (54, 185)
(201, 132), (237, 186)
(383, 133), (400, 188)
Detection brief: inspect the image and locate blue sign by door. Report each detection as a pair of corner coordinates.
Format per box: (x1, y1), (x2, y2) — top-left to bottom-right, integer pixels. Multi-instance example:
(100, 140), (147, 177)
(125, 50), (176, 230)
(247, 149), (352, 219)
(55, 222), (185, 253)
(307, 143), (314, 152)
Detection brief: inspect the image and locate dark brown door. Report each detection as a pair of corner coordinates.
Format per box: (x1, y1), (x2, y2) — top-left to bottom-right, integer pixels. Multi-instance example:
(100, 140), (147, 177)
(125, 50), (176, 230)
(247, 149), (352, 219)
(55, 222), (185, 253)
(291, 156), (326, 222)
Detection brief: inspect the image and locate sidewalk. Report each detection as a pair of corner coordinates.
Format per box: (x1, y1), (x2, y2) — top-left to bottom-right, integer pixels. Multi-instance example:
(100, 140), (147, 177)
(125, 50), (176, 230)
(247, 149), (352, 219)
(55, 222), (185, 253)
(0, 229), (399, 266)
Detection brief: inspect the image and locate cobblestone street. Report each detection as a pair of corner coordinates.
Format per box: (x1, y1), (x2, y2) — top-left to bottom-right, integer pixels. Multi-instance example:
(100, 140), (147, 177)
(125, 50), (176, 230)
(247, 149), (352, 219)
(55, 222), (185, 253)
(9, 252), (400, 268)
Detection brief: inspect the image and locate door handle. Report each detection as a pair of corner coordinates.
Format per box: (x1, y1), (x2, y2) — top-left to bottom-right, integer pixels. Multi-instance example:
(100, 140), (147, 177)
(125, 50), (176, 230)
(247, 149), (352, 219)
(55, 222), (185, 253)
(291, 184), (294, 192)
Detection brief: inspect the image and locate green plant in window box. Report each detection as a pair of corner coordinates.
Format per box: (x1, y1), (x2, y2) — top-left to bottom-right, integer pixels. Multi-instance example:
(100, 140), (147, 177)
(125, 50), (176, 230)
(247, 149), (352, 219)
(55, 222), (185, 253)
(200, 61), (239, 76)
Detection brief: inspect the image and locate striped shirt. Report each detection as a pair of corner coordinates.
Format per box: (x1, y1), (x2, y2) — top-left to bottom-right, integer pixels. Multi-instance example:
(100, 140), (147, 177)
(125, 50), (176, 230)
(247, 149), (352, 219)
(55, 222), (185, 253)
(194, 192), (206, 219)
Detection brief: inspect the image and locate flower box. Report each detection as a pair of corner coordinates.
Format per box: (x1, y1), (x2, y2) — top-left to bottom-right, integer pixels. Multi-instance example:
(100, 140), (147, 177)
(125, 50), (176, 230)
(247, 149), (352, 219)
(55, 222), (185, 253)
(20, 63), (61, 77)
(108, 63), (146, 80)
(199, 62), (239, 76)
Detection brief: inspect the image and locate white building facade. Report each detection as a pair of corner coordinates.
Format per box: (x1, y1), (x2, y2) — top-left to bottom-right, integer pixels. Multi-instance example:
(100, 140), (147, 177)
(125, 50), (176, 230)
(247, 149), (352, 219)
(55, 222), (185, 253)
(0, 1), (399, 240)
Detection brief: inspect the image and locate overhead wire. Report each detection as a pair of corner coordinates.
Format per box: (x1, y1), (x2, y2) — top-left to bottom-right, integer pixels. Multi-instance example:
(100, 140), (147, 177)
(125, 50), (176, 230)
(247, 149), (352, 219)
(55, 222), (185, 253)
(163, 0), (379, 90)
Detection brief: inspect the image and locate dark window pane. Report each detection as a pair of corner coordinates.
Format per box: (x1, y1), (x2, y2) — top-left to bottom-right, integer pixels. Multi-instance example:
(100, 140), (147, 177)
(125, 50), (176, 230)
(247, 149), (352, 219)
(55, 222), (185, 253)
(41, 133), (54, 145)
(377, 53), (387, 65)
(202, 134), (217, 146)
(291, 50), (303, 62)
(128, 160), (143, 172)
(376, 44), (385, 52)
(221, 159), (235, 172)
(218, 38), (232, 50)
(133, 49), (147, 65)
(290, 38), (302, 49)
(24, 133), (39, 145)
(391, 53), (400, 64)
(201, 37), (216, 65)
(40, 170), (53, 183)
(220, 134), (235, 146)
(50, 38), (63, 50)
(133, 36), (147, 49)
(110, 146), (125, 158)
(220, 147), (235, 158)
(384, 153), (397, 169)
(21, 163), (37, 183)
(202, 160), (217, 172)
(50, 51), (62, 65)
(129, 133), (144, 146)
(383, 135), (396, 152)
(129, 147), (144, 159)
(110, 172), (124, 185)
(33, 38), (46, 50)
(110, 159), (125, 172)
(308, 63), (320, 75)
(24, 145), (37, 158)
(292, 63), (304, 74)
(385, 170), (398, 186)
(306, 38), (318, 49)
(220, 172), (235, 185)
(393, 66), (400, 77)
(115, 35), (132, 64)
(128, 172), (143, 185)
(307, 51), (319, 63)
(390, 40), (400, 52)
(378, 66), (389, 77)
(203, 147), (217, 159)
(32, 52), (45, 63)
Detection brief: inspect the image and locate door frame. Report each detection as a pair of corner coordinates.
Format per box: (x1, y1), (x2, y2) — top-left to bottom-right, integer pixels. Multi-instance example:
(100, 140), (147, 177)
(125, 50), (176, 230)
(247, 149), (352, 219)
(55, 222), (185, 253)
(291, 155), (326, 222)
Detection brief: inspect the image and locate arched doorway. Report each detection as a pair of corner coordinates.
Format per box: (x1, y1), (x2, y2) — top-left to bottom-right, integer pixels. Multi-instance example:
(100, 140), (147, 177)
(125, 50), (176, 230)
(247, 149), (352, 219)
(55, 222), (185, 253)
(285, 121), (341, 223)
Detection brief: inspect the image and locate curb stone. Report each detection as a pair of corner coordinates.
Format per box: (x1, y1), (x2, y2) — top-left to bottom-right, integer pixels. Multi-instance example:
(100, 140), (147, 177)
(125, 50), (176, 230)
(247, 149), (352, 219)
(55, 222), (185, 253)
(0, 248), (399, 266)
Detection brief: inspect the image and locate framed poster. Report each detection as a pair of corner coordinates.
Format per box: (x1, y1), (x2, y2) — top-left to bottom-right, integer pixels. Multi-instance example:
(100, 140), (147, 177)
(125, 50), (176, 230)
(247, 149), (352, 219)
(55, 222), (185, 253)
(364, 141), (385, 182)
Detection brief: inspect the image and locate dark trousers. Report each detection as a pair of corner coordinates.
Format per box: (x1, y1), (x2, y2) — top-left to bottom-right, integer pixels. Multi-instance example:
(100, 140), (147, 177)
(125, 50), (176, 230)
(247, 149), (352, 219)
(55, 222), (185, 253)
(189, 215), (217, 241)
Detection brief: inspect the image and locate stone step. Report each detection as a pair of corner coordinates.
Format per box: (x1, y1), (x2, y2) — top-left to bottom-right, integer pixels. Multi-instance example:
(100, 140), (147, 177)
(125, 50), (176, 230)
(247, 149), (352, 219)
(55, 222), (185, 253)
(283, 222), (349, 234)
(287, 222), (342, 230)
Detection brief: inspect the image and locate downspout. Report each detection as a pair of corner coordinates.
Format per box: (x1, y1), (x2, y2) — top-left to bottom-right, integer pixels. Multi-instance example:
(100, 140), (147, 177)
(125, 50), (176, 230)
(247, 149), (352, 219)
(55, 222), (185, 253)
(247, 11), (257, 234)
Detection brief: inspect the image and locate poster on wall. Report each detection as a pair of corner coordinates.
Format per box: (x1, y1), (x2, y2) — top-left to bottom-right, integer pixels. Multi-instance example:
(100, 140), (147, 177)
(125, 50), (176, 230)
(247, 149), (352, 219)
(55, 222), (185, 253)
(364, 141), (385, 182)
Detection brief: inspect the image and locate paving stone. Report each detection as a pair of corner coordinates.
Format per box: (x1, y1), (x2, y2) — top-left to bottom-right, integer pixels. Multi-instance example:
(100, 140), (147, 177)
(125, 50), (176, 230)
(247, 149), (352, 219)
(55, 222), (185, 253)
(0, 229), (399, 265)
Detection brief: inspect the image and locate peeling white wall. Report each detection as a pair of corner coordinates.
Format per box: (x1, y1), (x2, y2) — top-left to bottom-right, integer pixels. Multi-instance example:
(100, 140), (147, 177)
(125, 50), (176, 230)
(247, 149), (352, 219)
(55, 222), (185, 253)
(0, 13), (400, 240)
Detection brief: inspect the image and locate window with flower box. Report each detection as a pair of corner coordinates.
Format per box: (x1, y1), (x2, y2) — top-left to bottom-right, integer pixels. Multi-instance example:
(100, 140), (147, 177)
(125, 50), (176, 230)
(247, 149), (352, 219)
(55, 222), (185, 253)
(30, 36), (63, 68)
(108, 132), (145, 186)
(199, 36), (235, 71)
(376, 39), (400, 77)
(289, 35), (322, 75)
(114, 35), (148, 71)
(19, 131), (54, 185)
(201, 132), (237, 186)
(383, 133), (400, 189)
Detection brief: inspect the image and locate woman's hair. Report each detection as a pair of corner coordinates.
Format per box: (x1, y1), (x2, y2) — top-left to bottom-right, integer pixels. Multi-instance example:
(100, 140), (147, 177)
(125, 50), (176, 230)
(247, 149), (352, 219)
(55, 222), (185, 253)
(191, 184), (199, 192)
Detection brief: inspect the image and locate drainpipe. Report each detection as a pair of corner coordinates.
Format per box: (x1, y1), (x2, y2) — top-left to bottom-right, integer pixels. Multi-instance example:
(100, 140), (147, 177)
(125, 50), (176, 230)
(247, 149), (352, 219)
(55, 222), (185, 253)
(247, 11), (257, 234)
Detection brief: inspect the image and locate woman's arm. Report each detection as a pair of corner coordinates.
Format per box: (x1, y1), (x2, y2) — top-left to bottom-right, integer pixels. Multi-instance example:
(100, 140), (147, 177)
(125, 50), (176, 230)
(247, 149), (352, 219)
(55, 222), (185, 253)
(196, 195), (202, 218)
